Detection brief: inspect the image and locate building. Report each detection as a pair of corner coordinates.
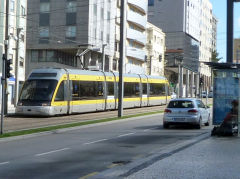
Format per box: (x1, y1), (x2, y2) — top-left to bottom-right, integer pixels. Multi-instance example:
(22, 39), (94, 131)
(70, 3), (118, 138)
(115, 0), (147, 74)
(0, 0), (27, 106)
(148, 0), (214, 96)
(26, 0), (115, 75)
(233, 39), (240, 64)
(146, 22), (165, 76)
(212, 15), (218, 51)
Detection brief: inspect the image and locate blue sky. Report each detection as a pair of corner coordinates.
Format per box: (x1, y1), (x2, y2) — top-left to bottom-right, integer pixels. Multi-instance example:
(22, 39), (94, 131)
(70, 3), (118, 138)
(210, 0), (240, 62)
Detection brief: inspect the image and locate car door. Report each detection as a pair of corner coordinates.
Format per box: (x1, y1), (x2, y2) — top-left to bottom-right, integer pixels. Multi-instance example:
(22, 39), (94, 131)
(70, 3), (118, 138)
(197, 100), (208, 123)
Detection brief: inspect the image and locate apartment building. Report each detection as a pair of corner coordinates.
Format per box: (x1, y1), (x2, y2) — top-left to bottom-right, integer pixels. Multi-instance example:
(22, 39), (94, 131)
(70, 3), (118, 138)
(0, 0), (27, 105)
(115, 0), (147, 74)
(233, 39), (240, 64)
(146, 22), (165, 76)
(26, 0), (115, 75)
(148, 0), (215, 95)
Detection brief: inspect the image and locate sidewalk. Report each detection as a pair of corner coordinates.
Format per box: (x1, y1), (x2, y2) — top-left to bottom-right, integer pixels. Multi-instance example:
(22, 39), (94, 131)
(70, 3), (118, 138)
(125, 136), (240, 179)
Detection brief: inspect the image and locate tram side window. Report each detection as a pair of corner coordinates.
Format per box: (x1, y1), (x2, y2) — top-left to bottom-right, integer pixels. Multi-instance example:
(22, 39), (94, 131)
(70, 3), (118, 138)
(107, 82), (114, 96)
(55, 81), (64, 101)
(72, 81), (80, 100)
(124, 82), (140, 97)
(78, 81), (104, 100)
(149, 83), (166, 96)
(142, 83), (147, 94)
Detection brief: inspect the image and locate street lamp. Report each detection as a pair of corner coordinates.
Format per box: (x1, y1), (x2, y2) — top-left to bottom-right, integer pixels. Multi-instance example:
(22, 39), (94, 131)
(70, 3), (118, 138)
(176, 56), (183, 98)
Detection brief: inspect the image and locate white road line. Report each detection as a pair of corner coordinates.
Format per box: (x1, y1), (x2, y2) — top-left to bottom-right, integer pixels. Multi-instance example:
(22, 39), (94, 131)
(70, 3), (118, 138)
(35, 148), (70, 157)
(143, 127), (158, 132)
(0, 162), (9, 165)
(83, 139), (107, 145)
(117, 132), (135, 138)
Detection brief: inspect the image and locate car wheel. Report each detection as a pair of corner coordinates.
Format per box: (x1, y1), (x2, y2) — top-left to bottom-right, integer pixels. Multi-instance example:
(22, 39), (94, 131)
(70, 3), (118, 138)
(163, 123), (169, 129)
(196, 117), (202, 129)
(205, 115), (210, 126)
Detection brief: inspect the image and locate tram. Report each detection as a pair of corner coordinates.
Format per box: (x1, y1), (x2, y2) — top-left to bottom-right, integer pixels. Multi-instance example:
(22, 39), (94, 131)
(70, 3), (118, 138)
(16, 68), (171, 116)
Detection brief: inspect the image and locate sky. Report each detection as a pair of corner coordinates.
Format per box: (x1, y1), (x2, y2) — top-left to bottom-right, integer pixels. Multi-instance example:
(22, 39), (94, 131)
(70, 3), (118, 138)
(210, 0), (240, 62)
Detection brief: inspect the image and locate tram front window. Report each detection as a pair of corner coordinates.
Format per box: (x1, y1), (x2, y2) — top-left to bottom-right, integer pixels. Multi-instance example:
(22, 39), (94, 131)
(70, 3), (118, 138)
(19, 79), (58, 105)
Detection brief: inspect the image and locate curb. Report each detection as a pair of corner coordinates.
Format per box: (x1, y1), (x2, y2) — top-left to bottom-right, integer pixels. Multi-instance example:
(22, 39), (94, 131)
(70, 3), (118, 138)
(90, 132), (211, 179)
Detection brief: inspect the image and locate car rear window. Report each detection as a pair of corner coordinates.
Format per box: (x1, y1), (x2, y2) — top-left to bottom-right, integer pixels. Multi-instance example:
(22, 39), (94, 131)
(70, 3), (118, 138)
(168, 101), (194, 108)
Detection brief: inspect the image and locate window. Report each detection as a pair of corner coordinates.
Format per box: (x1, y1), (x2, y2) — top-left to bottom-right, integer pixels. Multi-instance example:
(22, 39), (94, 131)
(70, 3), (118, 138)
(39, 27), (49, 37)
(94, 4), (97, 16)
(197, 100), (205, 108)
(66, 13), (76, 25)
(107, 82), (114, 96)
(31, 50), (38, 62)
(148, 0), (154, 6)
(39, 13), (50, 26)
(107, 34), (110, 43)
(101, 7), (104, 19)
(55, 81), (65, 101)
(66, 1), (76, 13)
(40, 2), (50, 13)
(142, 83), (147, 94)
(46, 51), (55, 62)
(124, 82), (140, 97)
(71, 81), (104, 100)
(149, 83), (165, 96)
(10, 0), (15, 12)
(168, 101), (194, 108)
(21, 5), (26, 16)
(38, 50), (46, 62)
(20, 57), (24, 67)
(66, 26), (76, 38)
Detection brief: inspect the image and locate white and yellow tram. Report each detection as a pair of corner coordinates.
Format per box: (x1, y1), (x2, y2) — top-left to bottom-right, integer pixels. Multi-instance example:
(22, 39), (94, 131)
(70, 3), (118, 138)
(16, 68), (171, 116)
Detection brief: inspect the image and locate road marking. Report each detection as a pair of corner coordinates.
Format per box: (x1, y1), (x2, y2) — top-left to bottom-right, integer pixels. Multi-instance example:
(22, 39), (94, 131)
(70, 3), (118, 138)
(143, 127), (158, 132)
(117, 132), (135, 137)
(35, 148), (70, 157)
(0, 162), (9, 166)
(79, 172), (99, 179)
(83, 139), (107, 145)
(107, 163), (119, 168)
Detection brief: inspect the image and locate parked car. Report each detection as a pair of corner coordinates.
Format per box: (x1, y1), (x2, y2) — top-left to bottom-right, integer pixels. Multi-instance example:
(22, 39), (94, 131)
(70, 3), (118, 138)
(163, 98), (210, 129)
(171, 92), (177, 99)
(201, 91), (207, 98)
(208, 91), (213, 98)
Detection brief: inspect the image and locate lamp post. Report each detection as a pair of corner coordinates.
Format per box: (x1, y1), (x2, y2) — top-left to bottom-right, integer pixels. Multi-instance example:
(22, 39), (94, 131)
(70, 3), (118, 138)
(176, 56), (183, 98)
(102, 44), (107, 71)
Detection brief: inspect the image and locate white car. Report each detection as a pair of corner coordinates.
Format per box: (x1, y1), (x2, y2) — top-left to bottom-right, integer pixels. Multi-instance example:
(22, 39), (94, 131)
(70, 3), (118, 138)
(171, 92), (177, 99)
(163, 98), (210, 129)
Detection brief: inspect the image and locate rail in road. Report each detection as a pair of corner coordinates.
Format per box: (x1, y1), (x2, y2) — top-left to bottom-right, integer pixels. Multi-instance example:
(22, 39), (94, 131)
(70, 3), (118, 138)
(3, 98), (212, 133)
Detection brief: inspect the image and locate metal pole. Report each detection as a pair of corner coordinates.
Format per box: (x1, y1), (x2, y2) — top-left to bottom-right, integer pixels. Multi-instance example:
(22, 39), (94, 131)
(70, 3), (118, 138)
(102, 44), (106, 71)
(179, 64), (183, 98)
(118, 0), (126, 117)
(1, 55), (6, 135)
(238, 77), (240, 137)
(177, 62), (180, 98)
(186, 70), (189, 98)
(190, 71), (194, 97)
(227, 0), (234, 63)
(14, 28), (22, 107)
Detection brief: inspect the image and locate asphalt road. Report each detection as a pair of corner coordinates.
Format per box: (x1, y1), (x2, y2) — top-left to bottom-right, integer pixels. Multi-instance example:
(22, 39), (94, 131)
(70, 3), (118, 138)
(0, 113), (212, 179)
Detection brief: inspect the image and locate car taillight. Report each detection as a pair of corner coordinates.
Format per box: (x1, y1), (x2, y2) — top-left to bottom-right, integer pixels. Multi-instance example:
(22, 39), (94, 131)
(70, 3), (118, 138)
(188, 109), (198, 113)
(164, 109), (172, 113)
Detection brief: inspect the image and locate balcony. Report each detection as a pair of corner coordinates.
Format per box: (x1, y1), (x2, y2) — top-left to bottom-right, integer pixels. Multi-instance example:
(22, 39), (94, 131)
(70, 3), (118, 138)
(127, 0), (147, 14)
(127, 11), (147, 29)
(127, 28), (146, 45)
(126, 47), (146, 61)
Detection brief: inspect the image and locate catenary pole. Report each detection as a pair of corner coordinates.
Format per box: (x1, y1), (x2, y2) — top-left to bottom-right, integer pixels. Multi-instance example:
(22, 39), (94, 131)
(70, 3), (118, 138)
(118, 0), (126, 117)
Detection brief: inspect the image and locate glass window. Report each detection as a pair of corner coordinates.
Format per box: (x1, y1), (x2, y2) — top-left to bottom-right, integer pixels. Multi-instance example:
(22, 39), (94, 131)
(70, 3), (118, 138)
(39, 13), (50, 26)
(94, 4), (97, 16)
(21, 5), (25, 16)
(148, 0), (154, 6)
(46, 51), (55, 61)
(124, 82), (140, 98)
(72, 81), (80, 100)
(39, 27), (49, 37)
(66, 1), (77, 13)
(66, 26), (76, 37)
(38, 50), (46, 62)
(66, 13), (76, 25)
(40, 2), (50, 13)
(142, 83), (147, 94)
(55, 81), (65, 101)
(107, 82), (114, 96)
(149, 83), (165, 96)
(31, 50), (38, 62)
(19, 80), (58, 102)
(168, 101), (194, 108)
(10, 0), (15, 12)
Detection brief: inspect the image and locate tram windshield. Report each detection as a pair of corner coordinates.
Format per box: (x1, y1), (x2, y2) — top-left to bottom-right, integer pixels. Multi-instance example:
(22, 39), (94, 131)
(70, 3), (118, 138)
(19, 79), (58, 102)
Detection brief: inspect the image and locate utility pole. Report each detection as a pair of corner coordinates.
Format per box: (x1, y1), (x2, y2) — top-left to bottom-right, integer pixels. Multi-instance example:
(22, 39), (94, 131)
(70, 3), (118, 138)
(118, 0), (126, 117)
(227, 0), (234, 63)
(102, 44), (107, 71)
(14, 28), (22, 107)
(1, 0), (9, 134)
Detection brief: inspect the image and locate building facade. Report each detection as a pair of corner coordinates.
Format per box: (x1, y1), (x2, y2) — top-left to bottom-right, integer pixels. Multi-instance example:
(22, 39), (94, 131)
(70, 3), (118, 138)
(26, 0), (115, 75)
(115, 0), (147, 74)
(148, 0), (215, 96)
(146, 22), (165, 76)
(233, 39), (240, 64)
(0, 0), (27, 106)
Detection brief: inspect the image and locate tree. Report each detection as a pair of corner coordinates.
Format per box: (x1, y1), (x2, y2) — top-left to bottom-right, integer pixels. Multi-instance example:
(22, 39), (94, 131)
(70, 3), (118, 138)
(211, 50), (222, 63)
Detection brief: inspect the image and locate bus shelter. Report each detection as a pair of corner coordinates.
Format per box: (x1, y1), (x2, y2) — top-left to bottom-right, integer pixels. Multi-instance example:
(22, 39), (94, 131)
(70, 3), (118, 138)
(205, 62), (240, 136)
